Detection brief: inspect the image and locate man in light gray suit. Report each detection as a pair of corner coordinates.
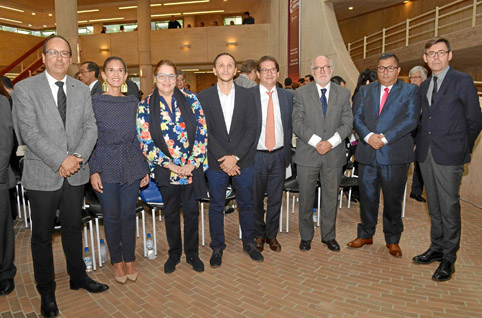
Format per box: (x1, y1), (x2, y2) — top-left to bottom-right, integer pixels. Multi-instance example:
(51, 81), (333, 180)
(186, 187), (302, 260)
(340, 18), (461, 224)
(293, 55), (353, 252)
(15, 35), (108, 318)
(234, 59), (257, 88)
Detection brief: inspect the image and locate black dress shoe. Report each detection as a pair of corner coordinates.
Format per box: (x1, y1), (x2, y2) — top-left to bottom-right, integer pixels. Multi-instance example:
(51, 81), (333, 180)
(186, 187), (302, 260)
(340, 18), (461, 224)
(410, 192), (426, 202)
(41, 293), (59, 318)
(186, 255), (204, 272)
(0, 278), (15, 296)
(164, 257), (181, 274)
(210, 249), (223, 268)
(432, 259), (455, 282)
(243, 243), (264, 262)
(299, 240), (311, 251)
(322, 239), (340, 252)
(412, 249), (443, 264)
(70, 277), (109, 293)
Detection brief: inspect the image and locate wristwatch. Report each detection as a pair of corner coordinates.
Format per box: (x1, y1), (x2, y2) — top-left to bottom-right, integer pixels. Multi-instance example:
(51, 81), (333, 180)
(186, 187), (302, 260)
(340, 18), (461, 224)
(72, 153), (83, 166)
(234, 155), (240, 161)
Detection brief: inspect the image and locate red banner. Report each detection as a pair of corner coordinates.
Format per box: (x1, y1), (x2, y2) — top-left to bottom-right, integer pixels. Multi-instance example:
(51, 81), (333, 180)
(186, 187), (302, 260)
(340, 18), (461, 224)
(288, 0), (300, 81)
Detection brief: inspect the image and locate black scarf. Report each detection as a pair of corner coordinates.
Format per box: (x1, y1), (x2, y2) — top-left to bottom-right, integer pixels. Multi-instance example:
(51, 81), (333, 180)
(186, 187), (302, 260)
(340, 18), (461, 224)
(149, 87), (207, 199)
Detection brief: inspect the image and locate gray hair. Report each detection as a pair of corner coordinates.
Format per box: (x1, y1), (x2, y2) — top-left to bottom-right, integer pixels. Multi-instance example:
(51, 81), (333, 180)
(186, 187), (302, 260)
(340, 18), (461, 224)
(409, 66), (428, 80)
(310, 55), (334, 70)
(176, 70), (185, 78)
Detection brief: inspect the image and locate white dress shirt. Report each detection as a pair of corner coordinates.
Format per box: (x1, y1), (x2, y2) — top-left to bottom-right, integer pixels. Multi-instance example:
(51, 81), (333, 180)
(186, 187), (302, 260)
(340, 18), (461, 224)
(307, 82), (342, 148)
(257, 85), (284, 150)
(45, 71), (67, 107)
(364, 84), (393, 145)
(216, 83), (236, 133)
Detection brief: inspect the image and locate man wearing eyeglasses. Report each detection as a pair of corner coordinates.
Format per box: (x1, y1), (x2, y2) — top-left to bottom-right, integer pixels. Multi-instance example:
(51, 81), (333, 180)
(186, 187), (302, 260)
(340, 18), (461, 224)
(293, 55), (353, 252)
(14, 35), (107, 318)
(78, 61), (102, 96)
(412, 38), (482, 281)
(250, 56), (293, 253)
(348, 53), (420, 258)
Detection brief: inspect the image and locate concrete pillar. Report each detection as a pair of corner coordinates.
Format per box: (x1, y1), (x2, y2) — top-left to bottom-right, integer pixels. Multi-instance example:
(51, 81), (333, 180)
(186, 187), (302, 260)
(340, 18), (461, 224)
(92, 23), (103, 34)
(137, 0), (152, 98)
(55, 0), (79, 73)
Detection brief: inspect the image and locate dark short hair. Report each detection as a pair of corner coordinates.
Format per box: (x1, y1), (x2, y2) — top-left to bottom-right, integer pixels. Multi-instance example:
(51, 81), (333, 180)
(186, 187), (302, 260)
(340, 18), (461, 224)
(257, 56), (279, 72)
(81, 61), (100, 78)
(213, 52), (237, 68)
(378, 52), (399, 66)
(154, 59), (177, 75)
(284, 78), (292, 86)
(176, 70), (185, 78)
(1, 76), (13, 90)
(330, 76), (346, 86)
(304, 75), (314, 81)
(244, 11), (250, 16)
(424, 37), (451, 53)
(103, 56), (127, 72)
(298, 78), (305, 84)
(240, 60), (257, 74)
(43, 34), (72, 57)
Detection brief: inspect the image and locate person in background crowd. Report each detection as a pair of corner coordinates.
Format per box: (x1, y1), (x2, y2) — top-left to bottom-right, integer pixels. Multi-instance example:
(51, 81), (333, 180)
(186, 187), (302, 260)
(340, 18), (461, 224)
(284, 78), (293, 89)
(234, 59), (257, 88)
(304, 74), (314, 84)
(168, 16), (182, 29)
(330, 76), (346, 87)
(176, 70), (191, 93)
(298, 78), (305, 86)
(243, 11), (255, 24)
(101, 26), (106, 33)
(79, 61), (102, 96)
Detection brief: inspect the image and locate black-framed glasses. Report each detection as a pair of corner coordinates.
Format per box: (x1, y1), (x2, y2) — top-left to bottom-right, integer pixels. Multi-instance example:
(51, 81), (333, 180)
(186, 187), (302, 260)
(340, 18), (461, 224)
(425, 50), (449, 58)
(377, 66), (399, 73)
(311, 65), (331, 73)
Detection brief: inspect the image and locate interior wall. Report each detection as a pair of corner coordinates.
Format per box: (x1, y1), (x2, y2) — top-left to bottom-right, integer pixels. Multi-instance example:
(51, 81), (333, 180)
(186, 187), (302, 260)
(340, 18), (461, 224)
(0, 31), (43, 71)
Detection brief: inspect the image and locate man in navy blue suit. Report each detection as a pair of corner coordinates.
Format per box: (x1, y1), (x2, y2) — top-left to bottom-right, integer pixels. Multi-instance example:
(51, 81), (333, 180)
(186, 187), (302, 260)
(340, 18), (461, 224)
(412, 38), (482, 281)
(348, 53), (420, 257)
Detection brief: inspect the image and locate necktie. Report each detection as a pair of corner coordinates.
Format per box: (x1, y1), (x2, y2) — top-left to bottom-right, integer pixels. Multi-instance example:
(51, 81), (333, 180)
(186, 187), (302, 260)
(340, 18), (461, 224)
(265, 91), (275, 152)
(431, 76), (438, 106)
(320, 88), (327, 118)
(379, 87), (389, 115)
(56, 81), (66, 125)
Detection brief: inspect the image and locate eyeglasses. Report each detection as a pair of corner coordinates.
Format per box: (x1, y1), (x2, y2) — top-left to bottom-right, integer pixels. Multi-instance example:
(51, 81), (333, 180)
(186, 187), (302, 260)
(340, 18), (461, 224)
(155, 73), (177, 82)
(377, 66), (399, 73)
(425, 50), (449, 58)
(44, 49), (71, 58)
(311, 65), (331, 73)
(259, 67), (277, 74)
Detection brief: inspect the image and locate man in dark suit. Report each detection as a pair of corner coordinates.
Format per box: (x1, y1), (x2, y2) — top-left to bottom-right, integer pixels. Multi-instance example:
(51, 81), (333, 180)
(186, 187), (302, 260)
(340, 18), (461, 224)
(250, 56), (293, 252)
(413, 38), (482, 281)
(0, 95), (16, 296)
(197, 52), (263, 268)
(78, 61), (102, 96)
(348, 53), (420, 257)
(293, 55), (353, 252)
(15, 35), (108, 318)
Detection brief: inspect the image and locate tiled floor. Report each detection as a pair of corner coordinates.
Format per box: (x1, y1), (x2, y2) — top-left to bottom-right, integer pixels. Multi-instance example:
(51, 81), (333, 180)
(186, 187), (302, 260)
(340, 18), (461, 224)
(2, 183), (482, 318)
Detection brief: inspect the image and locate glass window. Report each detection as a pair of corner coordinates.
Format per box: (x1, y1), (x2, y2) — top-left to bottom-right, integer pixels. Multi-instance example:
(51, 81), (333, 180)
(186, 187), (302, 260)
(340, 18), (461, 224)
(224, 16), (242, 26)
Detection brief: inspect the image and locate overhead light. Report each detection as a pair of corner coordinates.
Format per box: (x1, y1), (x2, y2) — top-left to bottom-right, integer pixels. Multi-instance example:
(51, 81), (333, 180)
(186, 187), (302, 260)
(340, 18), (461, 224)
(78, 9), (100, 13)
(43, 25), (47, 27)
(119, 6), (137, 10)
(151, 13), (181, 17)
(164, 0), (210, 5)
(0, 5), (24, 12)
(78, 20), (88, 23)
(403, 0), (409, 3)
(48, 13), (52, 16)
(182, 69), (199, 72)
(28, 24), (32, 26)
(180, 44), (191, 49)
(89, 17), (124, 22)
(226, 41), (237, 47)
(348, 7), (354, 10)
(31, 12), (36, 15)
(151, 3), (163, 7)
(183, 10), (224, 15)
(0, 17), (22, 23)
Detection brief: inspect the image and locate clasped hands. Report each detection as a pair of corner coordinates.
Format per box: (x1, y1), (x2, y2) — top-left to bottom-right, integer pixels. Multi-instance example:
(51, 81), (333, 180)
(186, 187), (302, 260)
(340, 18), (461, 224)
(167, 162), (195, 178)
(218, 155), (240, 176)
(315, 141), (333, 155)
(58, 155), (83, 178)
(368, 134), (386, 150)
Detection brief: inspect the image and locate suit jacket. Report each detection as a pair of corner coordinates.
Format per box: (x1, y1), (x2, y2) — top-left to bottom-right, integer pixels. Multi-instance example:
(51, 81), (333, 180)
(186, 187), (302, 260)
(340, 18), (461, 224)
(0, 95), (15, 190)
(15, 71), (98, 191)
(234, 74), (257, 89)
(251, 85), (293, 166)
(353, 79), (420, 165)
(91, 80), (103, 96)
(197, 83), (257, 171)
(292, 82), (353, 168)
(416, 67), (482, 165)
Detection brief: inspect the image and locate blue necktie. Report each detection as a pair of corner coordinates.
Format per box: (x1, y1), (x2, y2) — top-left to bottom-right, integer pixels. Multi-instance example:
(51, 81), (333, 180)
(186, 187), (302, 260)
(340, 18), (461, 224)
(320, 88), (327, 118)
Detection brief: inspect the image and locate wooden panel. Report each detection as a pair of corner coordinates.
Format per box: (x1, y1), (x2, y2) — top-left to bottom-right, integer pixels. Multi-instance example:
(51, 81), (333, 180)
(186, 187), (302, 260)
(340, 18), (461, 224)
(0, 31), (43, 70)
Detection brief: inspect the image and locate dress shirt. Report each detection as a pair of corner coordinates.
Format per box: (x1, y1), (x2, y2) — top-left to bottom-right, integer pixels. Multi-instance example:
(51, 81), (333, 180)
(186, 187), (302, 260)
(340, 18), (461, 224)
(307, 82), (342, 149)
(216, 83), (236, 133)
(427, 66), (449, 105)
(364, 84), (393, 145)
(89, 80), (98, 92)
(45, 71), (67, 107)
(257, 84), (284, 150)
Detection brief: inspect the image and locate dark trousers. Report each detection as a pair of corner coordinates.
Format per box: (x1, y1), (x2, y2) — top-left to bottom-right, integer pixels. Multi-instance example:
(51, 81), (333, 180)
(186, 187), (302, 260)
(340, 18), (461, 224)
(157, 183), (199, 259)
(28, 179), (87, 295)
(420, 148), (463, 263)
(358, 160), (409, 244)
(96, 180), (140, 264)
(0, 189), (16, 281)
(206, 166), (255, 250)
(410, 160), (424, 195)
(253, 150), (285, 240)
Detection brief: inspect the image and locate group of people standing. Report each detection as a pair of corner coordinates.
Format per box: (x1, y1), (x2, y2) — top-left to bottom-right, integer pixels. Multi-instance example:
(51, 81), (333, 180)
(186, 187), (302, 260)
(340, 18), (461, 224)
(1, 34), (481, 318)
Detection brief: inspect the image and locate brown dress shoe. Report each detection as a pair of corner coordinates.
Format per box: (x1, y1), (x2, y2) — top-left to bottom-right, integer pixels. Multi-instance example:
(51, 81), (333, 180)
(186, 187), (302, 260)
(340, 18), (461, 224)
(347, 237), (373, 248)
(266, 238), (281, 252)
(386, 244), (402, 257)
(254, 237), (265, 252)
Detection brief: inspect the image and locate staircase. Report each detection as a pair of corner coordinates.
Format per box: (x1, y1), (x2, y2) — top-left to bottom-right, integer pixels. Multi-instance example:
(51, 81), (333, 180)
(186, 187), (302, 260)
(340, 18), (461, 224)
(0, 38), (46, 84)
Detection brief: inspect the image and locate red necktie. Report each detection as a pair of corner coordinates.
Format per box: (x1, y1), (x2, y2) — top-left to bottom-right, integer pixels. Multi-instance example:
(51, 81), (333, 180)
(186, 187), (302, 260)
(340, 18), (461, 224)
(379, 87), (389, 115)
(265, 91), (275, 151)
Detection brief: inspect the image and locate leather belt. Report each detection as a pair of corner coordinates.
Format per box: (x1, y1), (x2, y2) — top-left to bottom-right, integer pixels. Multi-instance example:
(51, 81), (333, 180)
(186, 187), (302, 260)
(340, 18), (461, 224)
(257, 147), (284, 154)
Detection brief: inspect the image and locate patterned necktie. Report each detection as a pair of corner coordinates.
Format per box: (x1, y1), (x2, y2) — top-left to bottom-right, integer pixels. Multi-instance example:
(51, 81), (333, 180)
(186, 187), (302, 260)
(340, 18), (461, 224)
(56, 81), (66, 125)
(320, 88), (327, 118)
(431, 76), (438, 106)
(379, 87), (389, 115)
(265, 91), (275, 151)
